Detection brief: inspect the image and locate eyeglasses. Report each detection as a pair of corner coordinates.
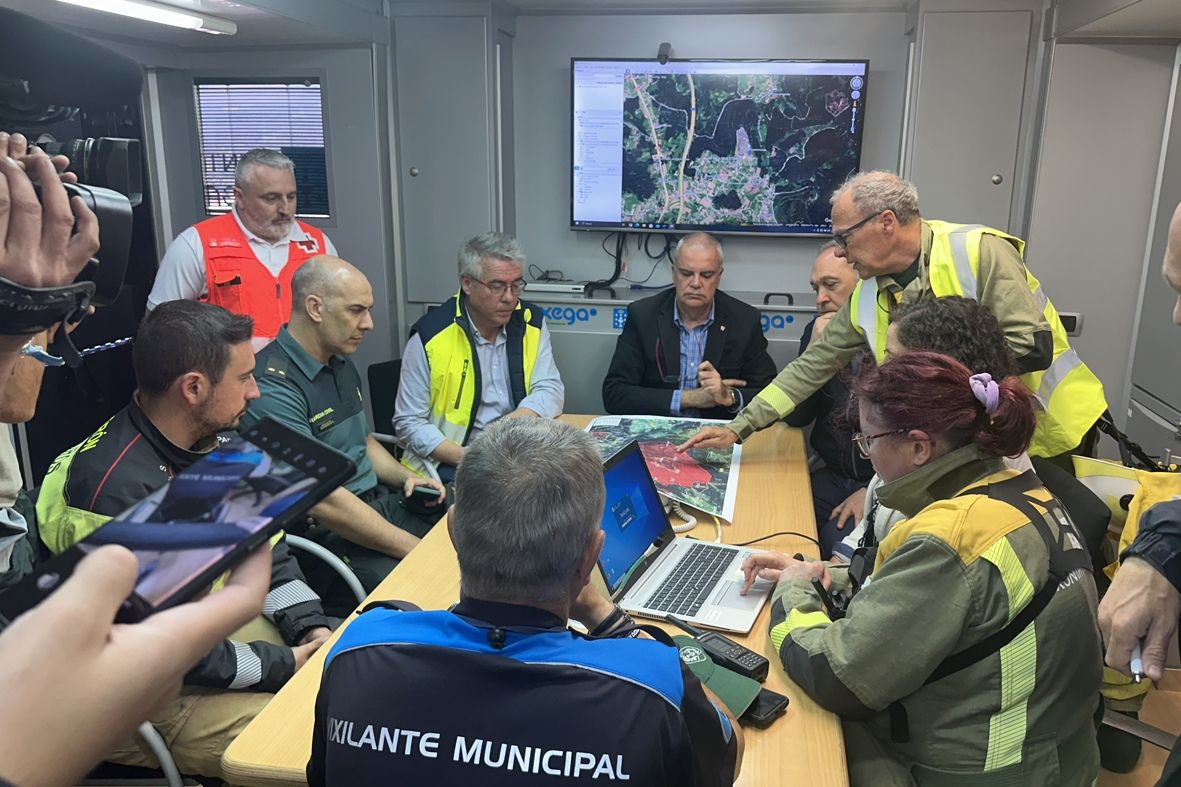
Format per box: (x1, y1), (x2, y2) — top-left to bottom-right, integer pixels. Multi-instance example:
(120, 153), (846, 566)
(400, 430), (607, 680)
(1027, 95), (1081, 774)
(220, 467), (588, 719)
(832, 211), (883, 249)
(472, 278), (527, 296)
(852, 428), (909, 459)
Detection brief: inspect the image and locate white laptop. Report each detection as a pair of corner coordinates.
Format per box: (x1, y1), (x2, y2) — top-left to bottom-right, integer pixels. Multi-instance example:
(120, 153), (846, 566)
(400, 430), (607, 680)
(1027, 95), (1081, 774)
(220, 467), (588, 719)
(597, 441), (773, 634)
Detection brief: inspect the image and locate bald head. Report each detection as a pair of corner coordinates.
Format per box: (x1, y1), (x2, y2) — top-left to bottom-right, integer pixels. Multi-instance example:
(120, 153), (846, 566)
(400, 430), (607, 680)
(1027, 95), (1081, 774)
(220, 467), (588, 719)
(291, 256), (365, 311)
(1165, 202), (1181, 326)
(288, 255), (375, 358)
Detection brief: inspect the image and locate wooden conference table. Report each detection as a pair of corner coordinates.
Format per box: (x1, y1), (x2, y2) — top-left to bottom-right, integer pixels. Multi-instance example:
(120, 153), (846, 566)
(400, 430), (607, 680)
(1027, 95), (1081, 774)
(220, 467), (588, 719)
(223, 416), (848, 786)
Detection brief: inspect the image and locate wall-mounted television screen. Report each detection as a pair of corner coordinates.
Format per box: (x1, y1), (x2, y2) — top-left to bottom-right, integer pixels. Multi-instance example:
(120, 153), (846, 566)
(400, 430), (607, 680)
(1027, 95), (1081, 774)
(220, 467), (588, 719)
(571, 58), (868, 237)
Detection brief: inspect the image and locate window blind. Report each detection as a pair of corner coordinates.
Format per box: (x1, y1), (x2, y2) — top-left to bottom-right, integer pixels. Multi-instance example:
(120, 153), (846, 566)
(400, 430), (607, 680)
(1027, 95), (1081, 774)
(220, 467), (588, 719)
(194, 80), (330, 217)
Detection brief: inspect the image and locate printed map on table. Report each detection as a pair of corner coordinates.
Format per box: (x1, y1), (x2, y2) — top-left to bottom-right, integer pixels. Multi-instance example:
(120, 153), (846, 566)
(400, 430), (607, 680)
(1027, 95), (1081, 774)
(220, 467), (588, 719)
(586, 415), (741, 522)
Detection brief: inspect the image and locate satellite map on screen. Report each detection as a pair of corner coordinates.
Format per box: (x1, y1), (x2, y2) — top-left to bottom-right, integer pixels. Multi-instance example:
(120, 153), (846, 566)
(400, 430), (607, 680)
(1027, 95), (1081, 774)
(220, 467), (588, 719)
(622, 70), (862, 229)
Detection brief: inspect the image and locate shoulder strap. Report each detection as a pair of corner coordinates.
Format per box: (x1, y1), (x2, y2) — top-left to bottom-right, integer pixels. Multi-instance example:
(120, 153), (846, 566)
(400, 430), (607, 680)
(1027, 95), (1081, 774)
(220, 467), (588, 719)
(889, 471), (1092, 743)
(927, 472), (1090, 683)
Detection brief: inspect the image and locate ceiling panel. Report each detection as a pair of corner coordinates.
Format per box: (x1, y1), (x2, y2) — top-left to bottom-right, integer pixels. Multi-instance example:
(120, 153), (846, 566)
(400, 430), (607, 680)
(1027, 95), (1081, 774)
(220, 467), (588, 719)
(492, 0), (905, 10)
(0, 0), (362, 46)
(1066, 0), (1181, 37)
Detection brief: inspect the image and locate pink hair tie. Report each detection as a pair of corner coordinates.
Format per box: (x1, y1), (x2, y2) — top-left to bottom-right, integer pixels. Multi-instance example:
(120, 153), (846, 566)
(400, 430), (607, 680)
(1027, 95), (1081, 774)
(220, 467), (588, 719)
(969, 373), (1000, 415)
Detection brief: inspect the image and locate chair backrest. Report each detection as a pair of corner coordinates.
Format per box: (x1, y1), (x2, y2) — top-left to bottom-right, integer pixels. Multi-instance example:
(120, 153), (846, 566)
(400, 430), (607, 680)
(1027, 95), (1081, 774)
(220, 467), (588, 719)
(367, 359), (402, 439)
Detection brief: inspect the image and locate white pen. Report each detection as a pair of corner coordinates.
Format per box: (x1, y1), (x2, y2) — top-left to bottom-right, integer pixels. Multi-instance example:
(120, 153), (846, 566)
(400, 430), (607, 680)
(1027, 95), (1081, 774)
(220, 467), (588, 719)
(1131, 641), (1144, 684)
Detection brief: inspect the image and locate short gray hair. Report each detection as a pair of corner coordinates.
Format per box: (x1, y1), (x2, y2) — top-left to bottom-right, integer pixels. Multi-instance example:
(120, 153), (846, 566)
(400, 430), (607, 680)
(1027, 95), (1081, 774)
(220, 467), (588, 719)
(235, 148), (295, 189)
(673, 231), (724, 266)
(817, 239), (842, 255)
(830, 170), (921, 225)
(452, 418), (605, 604)
(458, 232), (526, 280)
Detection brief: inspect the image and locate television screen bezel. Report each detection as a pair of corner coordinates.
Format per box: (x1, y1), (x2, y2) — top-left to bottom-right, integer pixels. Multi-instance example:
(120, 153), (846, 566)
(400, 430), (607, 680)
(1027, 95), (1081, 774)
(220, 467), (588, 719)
(568, 56), (870, 239)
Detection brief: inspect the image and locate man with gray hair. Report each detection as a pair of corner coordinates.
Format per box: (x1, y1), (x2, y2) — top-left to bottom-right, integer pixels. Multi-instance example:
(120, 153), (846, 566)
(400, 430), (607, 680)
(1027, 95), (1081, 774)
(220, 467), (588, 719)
(148, 148), (336, 349)
(602, 231), (775, 419)
(394, 231), (564, 482)
(309, 418), (742, 786)
(682, 171), (1107, 469)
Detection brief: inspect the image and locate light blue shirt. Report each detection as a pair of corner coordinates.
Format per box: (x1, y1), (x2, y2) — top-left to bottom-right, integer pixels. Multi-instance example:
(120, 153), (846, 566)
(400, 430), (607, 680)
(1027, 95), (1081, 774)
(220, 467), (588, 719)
(393, 320), (564, 461)
(670, 301), (714, 417)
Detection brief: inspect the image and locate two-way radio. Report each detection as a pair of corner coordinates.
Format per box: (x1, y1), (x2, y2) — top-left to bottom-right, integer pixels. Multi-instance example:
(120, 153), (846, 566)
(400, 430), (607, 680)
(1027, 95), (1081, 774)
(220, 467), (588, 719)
(666, 614), (770, 682)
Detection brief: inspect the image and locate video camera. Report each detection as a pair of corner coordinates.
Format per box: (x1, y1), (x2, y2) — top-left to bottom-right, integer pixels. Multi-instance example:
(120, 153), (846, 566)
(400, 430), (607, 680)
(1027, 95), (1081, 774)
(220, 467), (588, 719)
(0, 8), (146, 360)
(31, 138), (140, 307)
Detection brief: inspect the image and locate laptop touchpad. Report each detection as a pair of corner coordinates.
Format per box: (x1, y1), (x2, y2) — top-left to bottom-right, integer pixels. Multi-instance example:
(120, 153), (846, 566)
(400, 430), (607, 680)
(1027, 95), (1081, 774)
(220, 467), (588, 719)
(713, 580), (764, 610)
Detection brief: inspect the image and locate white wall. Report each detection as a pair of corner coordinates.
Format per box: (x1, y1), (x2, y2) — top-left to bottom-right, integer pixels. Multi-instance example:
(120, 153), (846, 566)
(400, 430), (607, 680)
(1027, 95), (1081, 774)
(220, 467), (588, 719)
(1025, 42), (1177, 418)
(512, 11), (910, 296)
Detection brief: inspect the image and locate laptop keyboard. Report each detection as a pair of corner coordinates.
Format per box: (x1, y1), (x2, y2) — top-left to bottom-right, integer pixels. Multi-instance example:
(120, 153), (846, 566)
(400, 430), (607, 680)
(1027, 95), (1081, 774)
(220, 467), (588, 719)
(643, 542), (735, 617)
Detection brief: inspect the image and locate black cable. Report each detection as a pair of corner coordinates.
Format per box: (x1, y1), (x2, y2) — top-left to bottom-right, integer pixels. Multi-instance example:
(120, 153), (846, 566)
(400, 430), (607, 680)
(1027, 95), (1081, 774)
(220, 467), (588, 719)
(587, 231), (625, 292)
(643, 232), (673, 261)
(734, 530), (822, 549)
(621, 256), (666, 285)
(528, 263), (568, 282)
(622, 232), (676, 286)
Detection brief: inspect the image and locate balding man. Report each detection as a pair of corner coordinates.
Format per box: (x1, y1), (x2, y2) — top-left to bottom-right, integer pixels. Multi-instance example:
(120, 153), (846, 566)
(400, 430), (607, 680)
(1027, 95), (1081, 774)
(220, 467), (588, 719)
(682, 171), (1107, 468)
(148, 148), (336, 349)
(244, 256), (445, 602)
(783, 241), (871, 557)
(603, 232), (775, 420)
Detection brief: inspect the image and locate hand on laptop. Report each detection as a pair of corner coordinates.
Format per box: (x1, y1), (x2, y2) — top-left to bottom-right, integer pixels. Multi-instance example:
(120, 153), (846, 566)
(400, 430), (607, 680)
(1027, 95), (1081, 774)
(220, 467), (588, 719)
(740, 552), (830, 595)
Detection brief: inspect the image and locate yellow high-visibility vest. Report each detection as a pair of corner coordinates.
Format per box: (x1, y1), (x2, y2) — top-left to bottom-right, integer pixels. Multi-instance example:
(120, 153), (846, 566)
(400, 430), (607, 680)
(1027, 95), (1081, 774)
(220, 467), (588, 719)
(847, 220), (1106, 457)
(401, 292), (542, 479)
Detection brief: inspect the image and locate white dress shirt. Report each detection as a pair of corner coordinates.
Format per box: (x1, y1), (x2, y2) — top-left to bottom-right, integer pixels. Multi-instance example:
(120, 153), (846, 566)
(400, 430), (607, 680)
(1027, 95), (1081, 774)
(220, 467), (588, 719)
(146, 207), (336, 309)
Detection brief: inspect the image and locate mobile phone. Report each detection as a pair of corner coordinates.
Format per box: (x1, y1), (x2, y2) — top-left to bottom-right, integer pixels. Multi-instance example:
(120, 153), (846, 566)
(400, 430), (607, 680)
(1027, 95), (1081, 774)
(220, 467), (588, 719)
(739, 688), (789, 728)
(0, 418), (354, 625)
(409, 485), (442, 501)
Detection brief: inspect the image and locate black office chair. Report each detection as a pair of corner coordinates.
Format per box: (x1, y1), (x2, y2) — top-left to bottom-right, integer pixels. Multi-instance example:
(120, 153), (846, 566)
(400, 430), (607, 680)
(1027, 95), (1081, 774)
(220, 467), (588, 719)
(367, 359), (401, 453)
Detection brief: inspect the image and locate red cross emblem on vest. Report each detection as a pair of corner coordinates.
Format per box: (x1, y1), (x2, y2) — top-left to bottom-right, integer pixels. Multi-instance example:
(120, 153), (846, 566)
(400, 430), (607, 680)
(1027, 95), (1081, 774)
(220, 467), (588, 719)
(293, 236), (321, 255)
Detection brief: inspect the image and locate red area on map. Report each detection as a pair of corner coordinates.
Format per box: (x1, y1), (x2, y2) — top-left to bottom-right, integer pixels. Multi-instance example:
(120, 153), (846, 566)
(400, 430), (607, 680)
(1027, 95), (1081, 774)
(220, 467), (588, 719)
(638, 441), (713, 489)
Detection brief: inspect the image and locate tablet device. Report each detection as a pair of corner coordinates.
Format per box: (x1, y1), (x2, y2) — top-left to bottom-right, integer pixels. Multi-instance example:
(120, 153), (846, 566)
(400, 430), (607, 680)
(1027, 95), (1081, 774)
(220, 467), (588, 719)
(0, 417), (354, 625)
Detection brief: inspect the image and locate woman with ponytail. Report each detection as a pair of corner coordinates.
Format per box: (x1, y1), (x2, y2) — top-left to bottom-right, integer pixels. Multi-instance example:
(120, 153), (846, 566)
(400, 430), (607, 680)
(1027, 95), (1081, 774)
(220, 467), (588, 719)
(746, 352), (1102, 786)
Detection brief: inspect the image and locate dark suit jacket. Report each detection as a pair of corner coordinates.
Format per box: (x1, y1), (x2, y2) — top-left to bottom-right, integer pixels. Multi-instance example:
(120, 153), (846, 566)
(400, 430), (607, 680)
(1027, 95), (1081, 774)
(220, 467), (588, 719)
(783, 317), (874, 482)
(602, 288), (777, 420)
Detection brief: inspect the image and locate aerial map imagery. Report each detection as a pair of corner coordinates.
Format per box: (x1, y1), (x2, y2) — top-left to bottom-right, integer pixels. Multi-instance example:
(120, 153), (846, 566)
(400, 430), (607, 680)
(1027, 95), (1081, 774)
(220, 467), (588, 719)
(586, 415), (741, 522)
(621, 69), (862, 230)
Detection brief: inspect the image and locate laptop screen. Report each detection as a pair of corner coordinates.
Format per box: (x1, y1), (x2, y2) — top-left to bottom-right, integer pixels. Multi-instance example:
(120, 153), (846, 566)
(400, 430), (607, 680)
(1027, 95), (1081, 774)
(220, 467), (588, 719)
(598, 442), (670, 593)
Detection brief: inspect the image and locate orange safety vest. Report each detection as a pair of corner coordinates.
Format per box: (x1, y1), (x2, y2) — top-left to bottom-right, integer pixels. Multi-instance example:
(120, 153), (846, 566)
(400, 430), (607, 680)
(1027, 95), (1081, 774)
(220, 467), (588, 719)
(194, 213), (327, 340)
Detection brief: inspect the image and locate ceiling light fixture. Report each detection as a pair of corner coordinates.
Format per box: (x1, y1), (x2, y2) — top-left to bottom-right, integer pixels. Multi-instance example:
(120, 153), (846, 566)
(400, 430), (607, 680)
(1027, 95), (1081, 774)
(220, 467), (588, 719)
(52, 0), (237, 35)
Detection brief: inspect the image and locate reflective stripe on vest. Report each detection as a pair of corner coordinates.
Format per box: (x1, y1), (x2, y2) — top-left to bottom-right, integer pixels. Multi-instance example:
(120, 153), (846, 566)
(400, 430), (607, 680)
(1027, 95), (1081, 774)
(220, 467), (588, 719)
(401, 294), (542, 480)
(194, 213), (327, 340)
(849, 278), (887, 358)
(849, 220), (1105, 456)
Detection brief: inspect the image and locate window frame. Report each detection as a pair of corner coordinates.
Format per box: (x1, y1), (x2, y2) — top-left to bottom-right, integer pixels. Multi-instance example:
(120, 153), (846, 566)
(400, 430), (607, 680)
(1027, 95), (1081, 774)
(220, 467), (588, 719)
(192, 75), (334, 221)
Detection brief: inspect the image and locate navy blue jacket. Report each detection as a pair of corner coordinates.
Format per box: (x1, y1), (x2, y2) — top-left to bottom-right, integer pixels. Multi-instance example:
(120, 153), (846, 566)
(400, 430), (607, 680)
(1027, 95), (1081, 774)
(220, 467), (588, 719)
(308, 598), (737, 786)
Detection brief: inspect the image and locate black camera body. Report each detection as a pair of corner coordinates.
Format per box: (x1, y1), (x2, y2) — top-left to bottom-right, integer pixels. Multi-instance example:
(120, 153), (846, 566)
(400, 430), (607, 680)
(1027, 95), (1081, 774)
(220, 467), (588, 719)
(60, 181), (134, 307)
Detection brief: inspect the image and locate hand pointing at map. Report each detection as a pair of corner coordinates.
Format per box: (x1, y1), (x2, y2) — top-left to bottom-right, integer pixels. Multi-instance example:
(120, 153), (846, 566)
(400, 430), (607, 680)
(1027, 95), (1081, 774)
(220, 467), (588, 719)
(676, 425), (739, 453)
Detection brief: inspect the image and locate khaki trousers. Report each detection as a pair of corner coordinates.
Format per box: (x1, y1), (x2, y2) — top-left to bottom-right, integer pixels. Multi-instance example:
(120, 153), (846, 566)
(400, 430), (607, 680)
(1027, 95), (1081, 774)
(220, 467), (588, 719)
(104, 616), (281, 778)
